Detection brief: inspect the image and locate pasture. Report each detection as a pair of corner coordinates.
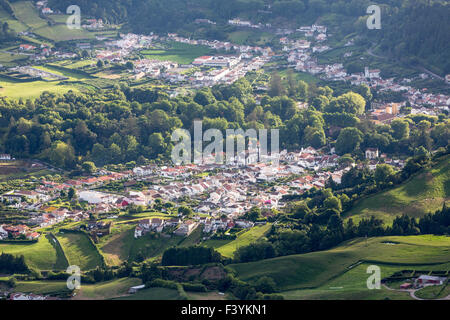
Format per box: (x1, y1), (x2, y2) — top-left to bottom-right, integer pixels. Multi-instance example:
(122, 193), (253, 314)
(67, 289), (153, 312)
(344, 155), (450, 225)
(11, 1), (47, 29)
(140, 42), (213, 64)
(282, 262), (414, 300)
(33, 25), (95, 42)
(56, 232), (104, 271)
(114, 286), (182, 300)
(0, 78), (81, 99)
(0, 234), (68, 271)
(14, 280), (70, 295)
(229, 235), (450, 291)
(204, 224), (272, 258)
(99, 227), (182, 266)
(74, 277), (142, 300)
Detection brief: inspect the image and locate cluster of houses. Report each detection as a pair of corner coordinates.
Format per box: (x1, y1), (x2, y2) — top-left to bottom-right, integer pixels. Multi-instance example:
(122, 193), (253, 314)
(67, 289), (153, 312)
(281, 28), (348, 81)
(0, 224), (40, 241)
(228, 18), (272, 30)
(8, 292), (58, 300)
(0, 143), (408, 241)
(82, 19), (104, 30)
(35, 1), (53, 15)
(92, 32), (271, 87)
(134, 215), (256, 239)
(280, 24), (450, 113)
(398, 275), (447, 290)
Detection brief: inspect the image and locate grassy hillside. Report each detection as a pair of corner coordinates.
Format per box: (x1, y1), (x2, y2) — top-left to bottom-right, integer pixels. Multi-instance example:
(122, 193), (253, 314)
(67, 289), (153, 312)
(0, 234), (68, 271)
(5, 1), (100, 43)
(204, 224), (272, 258)
(229, 235), (450, 291)
(344, 155), (450, 225)
(11, 1), (47, 29)
(99, 226), (182, 266)
(114, 286), (183, 300)
(282, 262), (414, 300)
(56, 232), (104, 271)
(13, 280), (70, 295)
(140, 42), (213, 64)
(74, 277), (142, 300)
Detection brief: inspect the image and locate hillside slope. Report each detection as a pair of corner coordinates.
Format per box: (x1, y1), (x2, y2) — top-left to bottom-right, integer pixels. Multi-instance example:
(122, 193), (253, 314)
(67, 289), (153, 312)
(228, 235), (450, 291)
(344, 155), (450, 225)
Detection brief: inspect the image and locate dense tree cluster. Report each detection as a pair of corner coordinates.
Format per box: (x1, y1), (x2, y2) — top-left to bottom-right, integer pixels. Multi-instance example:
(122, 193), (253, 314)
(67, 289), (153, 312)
(0, 253), (28, 274)
(0, 75), (447, 170)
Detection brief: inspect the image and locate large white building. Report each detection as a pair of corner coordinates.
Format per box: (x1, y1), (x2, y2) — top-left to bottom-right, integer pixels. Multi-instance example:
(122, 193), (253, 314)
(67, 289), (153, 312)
(78, 191), (117, 204)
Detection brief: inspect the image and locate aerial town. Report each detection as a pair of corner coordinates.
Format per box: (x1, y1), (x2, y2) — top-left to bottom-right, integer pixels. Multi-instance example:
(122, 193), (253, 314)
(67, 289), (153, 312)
(0, 0), (448, 304)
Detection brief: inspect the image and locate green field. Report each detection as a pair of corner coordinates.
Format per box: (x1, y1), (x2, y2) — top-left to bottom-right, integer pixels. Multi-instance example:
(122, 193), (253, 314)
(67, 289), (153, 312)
(229, 235), (450, 292)
(34, 64), (93, 80)
(6, 1), (95, 42)
(415, 282), (450, 300)
(56, 232), (104, 271)
(0, 51), (29, 67)
(344, 155), (450, 224)
(228, 30), (274, 46)
(75, 277), (142, 300)
(0, 61), (99, 99)
(11, 1), (47, 29)
(278, 68), (320, 84)
(282, 262), (414, 300)
(178, 225), (204, 247)
(204, 224), (272, 258)
(33, 25), (95, 42)
(0, 234), (68, 271)
(53, 59), (96, 69)
(114, 286), (183, 300)
(0, 7), (28, 33)
(0, 78), (81, 99)
(14, 280), (70, 295)
(228, 31), (253, 44)
(99, 227), (182, 265)
(141, 42), (213, 64)
(48, 14), (70, 24)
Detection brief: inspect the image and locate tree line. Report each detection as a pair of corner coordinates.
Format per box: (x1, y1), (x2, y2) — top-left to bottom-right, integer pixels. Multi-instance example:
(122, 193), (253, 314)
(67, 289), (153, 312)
(1, 76), (447, 170)
(0, 252), (28, 274)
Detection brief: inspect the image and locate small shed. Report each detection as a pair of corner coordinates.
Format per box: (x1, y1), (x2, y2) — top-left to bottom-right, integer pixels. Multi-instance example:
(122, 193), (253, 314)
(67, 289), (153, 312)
(128, 285), (145, 294)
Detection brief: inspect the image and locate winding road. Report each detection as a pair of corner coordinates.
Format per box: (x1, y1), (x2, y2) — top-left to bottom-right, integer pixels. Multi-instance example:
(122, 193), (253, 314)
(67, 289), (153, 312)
(383, 284), (450, 300)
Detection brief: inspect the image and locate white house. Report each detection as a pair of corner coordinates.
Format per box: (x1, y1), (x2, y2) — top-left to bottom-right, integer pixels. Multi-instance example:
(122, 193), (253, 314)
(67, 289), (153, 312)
(174, 221), (198, 236)
(365, 148), (379, 160)
(0, 154), (11, 160)
(415, 275), (447, 286)
(79, 190), (117, 204)
(365, 67), (381, 79)
(0, 225), (7, 239)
